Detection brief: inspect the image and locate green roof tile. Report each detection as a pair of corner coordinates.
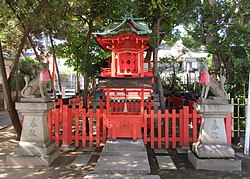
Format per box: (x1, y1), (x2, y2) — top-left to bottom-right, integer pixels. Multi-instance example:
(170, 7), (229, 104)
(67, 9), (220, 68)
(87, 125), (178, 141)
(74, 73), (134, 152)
(93, 15), (152, 36)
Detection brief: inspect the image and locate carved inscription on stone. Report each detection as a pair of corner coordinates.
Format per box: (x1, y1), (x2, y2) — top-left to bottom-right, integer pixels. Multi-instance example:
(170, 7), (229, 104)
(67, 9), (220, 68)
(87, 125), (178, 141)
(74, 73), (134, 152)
(29, 118), (38, 137)
(211, 120), (219, 140)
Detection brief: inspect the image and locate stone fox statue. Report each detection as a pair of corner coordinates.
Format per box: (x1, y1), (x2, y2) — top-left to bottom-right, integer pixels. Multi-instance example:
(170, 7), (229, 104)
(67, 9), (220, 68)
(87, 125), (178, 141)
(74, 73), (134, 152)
(21, 62), (50, 98)
(199, 65), (211, 100)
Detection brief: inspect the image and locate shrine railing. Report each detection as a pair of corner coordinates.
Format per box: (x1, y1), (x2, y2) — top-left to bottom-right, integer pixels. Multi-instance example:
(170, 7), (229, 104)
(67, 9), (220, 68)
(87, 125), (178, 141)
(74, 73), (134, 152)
(101, 68), (111, 76)
(47, 101), (232, 148)
(100, 99), (154, 112)
(100, 67), (153, 77)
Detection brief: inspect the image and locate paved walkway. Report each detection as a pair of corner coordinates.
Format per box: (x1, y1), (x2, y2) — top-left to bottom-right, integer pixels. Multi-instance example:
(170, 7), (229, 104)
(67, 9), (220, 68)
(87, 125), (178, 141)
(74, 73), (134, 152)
(0, 109), (22, 130)
(0, 109), (11, 130)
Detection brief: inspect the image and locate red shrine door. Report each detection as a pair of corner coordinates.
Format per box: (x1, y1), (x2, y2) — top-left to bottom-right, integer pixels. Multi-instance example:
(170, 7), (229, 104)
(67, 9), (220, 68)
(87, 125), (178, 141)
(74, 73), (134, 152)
(119, 52), (138, 74)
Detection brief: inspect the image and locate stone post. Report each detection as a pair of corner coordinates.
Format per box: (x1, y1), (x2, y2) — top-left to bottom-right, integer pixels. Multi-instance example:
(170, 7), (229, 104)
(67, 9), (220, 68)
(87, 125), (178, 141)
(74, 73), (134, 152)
(188, 98), (241, 171)
(6, 101), (60, 166)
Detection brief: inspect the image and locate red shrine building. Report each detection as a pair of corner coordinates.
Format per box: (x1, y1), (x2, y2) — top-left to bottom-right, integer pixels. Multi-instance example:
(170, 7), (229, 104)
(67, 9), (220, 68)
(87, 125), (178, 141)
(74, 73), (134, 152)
(93, 15), (154, 140)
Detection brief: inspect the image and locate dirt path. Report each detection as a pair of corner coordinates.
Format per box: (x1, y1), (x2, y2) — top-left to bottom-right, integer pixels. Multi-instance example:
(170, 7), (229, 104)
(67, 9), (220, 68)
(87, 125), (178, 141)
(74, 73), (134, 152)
(0, 126), (98, 179)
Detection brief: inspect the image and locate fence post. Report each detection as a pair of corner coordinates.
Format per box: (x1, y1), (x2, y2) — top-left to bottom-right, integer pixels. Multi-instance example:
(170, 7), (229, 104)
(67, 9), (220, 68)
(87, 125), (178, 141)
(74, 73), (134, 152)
(68, 105), (73, 145)
(62, 102), (69, 147)
(96, 107), (100, 147)
(182, 106), (189, 148)
(54, 105), (60, 146)
(157, 108), (162, 149)
(89, 107), (93, 147)
(143, 108), (148, 145)
(47, 109), (52, 140)
(150, 107), (154, 149)
(75, 105), (80, 147)
(192, 109), (199, 143)
(225, 114), (232, 146)
(102, 108), (107, 143)
(82, 108), (86, 147)
(172, 109), (177, 148)
(164, 109), (169, 149)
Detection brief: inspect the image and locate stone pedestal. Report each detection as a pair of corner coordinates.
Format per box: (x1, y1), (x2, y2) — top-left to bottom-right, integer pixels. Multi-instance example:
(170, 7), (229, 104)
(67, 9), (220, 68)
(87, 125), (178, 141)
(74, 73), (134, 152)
(6, 101), (60, 166)
(188, 98), (241, 171)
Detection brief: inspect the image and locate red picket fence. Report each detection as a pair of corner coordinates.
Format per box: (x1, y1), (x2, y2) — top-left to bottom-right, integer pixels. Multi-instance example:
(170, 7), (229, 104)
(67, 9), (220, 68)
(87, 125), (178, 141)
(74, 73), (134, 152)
(47, 102), (232, 148)
(142, 107), (232, 149)
(48, 106), (106, 147)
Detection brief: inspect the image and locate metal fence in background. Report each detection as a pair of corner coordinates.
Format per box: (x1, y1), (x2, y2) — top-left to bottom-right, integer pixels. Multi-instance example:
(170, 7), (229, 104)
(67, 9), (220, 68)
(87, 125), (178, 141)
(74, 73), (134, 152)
(231, 97), (247, 138)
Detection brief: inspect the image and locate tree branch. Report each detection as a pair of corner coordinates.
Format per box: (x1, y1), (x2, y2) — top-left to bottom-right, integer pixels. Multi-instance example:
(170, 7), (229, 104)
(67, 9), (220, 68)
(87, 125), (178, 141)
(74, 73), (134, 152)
(8, 28), (30, 83)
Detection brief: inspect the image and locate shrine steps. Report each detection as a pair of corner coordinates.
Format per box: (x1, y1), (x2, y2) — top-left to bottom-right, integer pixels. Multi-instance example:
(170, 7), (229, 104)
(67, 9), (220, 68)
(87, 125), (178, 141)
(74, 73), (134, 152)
(88, 139), (160, 178)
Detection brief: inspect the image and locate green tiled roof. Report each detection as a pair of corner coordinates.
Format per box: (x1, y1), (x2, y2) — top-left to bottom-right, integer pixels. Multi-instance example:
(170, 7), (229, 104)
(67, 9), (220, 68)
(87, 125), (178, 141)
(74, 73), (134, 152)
(93, 15), (152, 36)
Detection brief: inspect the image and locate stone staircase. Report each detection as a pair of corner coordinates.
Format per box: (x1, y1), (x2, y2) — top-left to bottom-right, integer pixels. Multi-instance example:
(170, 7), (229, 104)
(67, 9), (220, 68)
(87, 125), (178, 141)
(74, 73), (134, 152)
(84, 139), (160, 179)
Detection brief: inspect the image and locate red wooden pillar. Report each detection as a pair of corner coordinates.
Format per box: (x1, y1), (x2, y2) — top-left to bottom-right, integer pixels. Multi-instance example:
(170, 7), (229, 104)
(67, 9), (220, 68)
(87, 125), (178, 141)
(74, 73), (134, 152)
(192, 109), (198, 142)
(141, 89), (144, 113)
(172, 109), (177, 149)
(96, 108), (101, 147)
(54, 105), (60, 146)
(182, 106), (189, 147)
(62, 104), (72, 146)
(75, 105), (80, 147)
(225, 114), (232, 146)
(47, 110), (52, 140)
(140, 51), (144, 77)
(143, 109), (148, 145)
(164, 109), (169, 149)
(157, 109), (162, 148)
(106, 89), (110, 114)
(82, 108), (87, 147)
(89, 108), (93, 147)
(150, 108), (154, 149)
(111, 51), (116, 77)
(102, 109), (107, 143)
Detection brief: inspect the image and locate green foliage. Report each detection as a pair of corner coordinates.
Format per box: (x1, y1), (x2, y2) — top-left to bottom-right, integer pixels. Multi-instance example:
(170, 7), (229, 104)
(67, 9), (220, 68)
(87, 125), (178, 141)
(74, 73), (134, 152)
(225, 57), (250, 97)
(159, 55), (184, 93)
(161, 74), (184, 93)
(10, 57), (40, 90)
(18, 57), (40, 77)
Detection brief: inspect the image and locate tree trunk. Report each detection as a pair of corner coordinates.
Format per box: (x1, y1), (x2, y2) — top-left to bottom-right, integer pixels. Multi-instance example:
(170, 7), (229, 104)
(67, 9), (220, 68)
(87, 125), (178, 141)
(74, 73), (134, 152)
(28, 34), (41, 62)
(15, 62), (19, 102)
(153, 13), (165, 110)
(8, 29), (29, 83)
(0, 41), (22, 140)
(75, 49), (80, 94)
(50, 35), (62, 93)
(212, 54), (221, 76)
(82, 19), (93, 108)
(76, 75), (80, 94)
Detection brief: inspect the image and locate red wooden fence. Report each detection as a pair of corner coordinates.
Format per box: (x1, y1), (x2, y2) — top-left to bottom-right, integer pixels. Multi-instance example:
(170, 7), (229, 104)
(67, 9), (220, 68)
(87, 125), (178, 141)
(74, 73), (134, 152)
(47, 101), (232, 148)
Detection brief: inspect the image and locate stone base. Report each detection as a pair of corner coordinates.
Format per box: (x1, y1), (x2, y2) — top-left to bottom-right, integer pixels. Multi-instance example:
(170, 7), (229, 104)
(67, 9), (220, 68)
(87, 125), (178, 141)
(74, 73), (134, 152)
(21, 97), (51, 103)
(192, 142), (235, 158)
(13, 141), (56, 156)
(6, 148), (60, 167)
(188, 150), (241, 171)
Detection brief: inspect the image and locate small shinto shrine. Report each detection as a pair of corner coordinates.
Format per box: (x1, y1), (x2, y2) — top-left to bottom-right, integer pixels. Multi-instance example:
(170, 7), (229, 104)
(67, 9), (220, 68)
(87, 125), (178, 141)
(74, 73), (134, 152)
(93, 15), (153, 139)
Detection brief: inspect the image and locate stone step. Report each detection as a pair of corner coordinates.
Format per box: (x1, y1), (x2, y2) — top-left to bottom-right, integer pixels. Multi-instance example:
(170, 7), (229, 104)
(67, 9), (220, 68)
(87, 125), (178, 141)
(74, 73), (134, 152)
(69, 154), (92, 167)
(156, 156), (177, 170)
(84, 174), (161, 179)
(102, 139), (146, 152)
(94, 152), (150, 175)
(94, 139), (150, 175)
